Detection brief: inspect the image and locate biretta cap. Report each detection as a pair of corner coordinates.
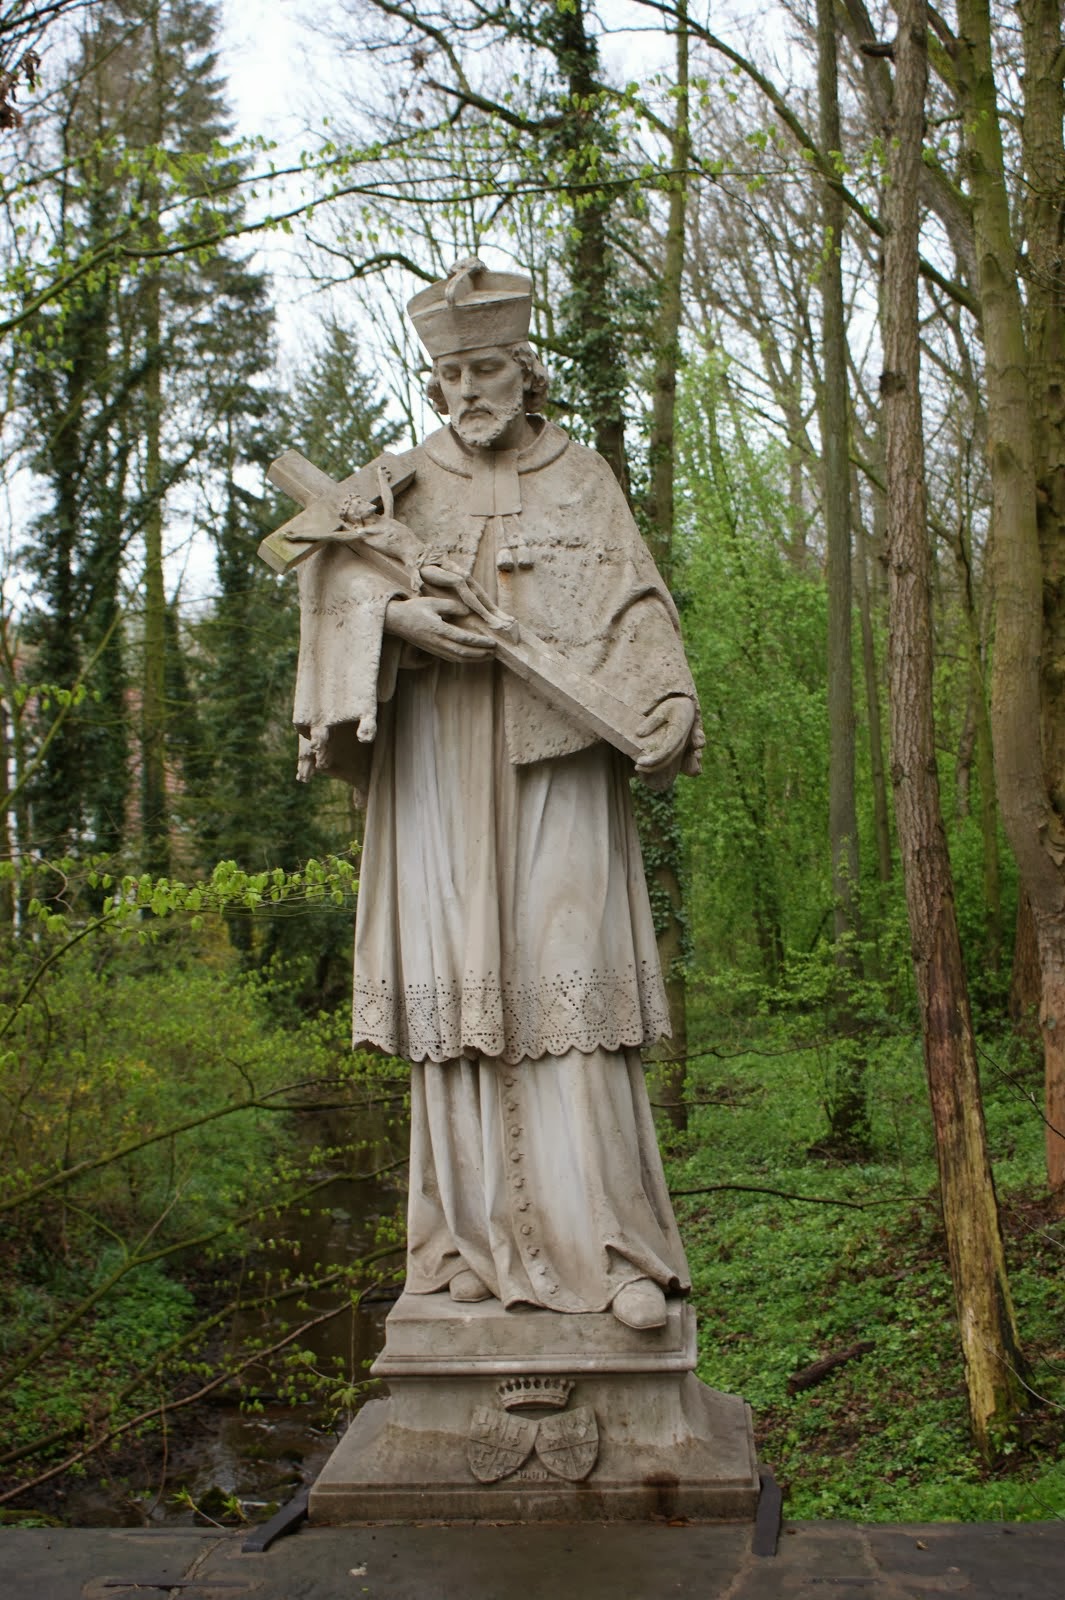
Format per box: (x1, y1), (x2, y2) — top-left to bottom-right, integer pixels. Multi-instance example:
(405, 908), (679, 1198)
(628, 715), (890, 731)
(408, 257), (532, 358)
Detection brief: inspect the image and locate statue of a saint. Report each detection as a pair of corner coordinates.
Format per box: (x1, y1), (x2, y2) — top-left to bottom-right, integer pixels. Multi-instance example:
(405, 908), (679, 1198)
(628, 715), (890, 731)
(291, 259), (704, 1332)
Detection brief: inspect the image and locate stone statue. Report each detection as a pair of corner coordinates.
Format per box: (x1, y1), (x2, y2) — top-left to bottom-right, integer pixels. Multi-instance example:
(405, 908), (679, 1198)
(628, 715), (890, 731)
(264, 260), (760, 1524)
(273, 259), (705, 1333)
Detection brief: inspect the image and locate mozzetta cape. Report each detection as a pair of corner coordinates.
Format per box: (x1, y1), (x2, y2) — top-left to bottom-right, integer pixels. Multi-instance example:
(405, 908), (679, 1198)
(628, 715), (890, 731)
(291, 419), (703, 800)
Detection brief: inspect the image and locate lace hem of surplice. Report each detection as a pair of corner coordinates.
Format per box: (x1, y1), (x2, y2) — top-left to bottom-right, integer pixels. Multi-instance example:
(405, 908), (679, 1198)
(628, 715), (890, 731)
(352, 962), (670, 1065)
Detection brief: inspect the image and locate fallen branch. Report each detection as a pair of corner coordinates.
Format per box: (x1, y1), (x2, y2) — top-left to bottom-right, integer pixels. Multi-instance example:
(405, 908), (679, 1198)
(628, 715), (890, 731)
(787, 1341), (875, 1394)
(649, 1088), (761, 1110)
(669, 1182), (916, 1210)
(649, 1039), (834, 1068)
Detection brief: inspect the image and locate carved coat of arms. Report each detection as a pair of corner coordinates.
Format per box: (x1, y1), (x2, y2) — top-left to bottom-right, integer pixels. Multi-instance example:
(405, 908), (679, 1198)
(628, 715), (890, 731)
(467, 1376), (599, 1484)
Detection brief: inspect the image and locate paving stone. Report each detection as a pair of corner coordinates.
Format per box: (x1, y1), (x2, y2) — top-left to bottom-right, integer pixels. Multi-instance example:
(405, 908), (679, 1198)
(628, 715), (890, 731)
(0, 1528), (220, 1600)
(5, 1520), (1065, 1600)
(864, 1522), (1065, 1600)
(211, 1523), (754, 1600)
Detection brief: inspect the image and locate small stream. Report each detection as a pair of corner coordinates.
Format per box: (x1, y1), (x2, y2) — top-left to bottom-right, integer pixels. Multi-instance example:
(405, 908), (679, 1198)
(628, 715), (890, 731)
(71, 1104), (410, 1528)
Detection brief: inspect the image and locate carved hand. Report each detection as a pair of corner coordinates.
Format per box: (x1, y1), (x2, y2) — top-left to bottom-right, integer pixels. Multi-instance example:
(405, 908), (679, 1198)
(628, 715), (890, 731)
(385, 596), (496, 663)
(634, 696), (696, 789)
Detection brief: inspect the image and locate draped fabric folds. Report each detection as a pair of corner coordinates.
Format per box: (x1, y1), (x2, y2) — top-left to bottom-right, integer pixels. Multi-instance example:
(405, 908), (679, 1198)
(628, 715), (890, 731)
(294, 420), (696, 1310)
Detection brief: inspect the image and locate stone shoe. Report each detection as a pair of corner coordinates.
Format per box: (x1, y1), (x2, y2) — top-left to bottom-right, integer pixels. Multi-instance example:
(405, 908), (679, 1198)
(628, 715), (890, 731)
(449, 1267), (493, 1302)
(611, 1279), (667, 1330)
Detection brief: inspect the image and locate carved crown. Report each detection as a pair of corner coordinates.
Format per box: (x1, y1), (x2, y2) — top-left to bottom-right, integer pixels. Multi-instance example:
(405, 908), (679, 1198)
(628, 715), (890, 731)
(497, 1375), (573, 1414)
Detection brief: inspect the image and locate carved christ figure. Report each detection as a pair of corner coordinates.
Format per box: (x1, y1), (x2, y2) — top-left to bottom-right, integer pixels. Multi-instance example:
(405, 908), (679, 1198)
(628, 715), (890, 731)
(290, 259), (704, 1331)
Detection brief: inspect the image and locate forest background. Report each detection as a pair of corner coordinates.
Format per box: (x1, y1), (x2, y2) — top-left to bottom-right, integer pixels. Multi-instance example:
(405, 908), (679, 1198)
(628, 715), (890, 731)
(0, 0), (1063, 1529)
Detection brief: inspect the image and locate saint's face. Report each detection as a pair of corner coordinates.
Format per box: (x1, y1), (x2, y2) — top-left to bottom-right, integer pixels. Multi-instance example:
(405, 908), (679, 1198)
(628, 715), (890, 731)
(435, 345), (527, 448)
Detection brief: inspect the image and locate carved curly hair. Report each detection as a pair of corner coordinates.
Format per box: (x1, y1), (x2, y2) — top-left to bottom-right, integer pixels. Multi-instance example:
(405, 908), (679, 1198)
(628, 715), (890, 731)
(426, 342), (550, 417)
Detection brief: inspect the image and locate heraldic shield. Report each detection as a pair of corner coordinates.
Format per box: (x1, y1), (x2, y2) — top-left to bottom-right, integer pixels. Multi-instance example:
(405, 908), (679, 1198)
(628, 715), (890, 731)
(534, 1405), (598, 1481)
(468, 1406), (538, 1483)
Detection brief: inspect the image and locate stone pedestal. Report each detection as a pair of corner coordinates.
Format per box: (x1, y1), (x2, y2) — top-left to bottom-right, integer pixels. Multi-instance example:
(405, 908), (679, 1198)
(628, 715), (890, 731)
(309, 1293), (759, 1524)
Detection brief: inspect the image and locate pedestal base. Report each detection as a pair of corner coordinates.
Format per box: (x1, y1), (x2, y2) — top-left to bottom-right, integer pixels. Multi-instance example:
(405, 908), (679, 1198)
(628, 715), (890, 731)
(310, 1294), (759, 1524)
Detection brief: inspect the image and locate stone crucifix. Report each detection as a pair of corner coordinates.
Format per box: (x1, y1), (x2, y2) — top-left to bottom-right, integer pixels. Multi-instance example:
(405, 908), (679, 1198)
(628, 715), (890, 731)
(261, 446), (657, 763)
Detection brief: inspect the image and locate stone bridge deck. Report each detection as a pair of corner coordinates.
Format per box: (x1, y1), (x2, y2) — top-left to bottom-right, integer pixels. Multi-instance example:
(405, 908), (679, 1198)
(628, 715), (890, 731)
(4, 1519), (1065, 1599)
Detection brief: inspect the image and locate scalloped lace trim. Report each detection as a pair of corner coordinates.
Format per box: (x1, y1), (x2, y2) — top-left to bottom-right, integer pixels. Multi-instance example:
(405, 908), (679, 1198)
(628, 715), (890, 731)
(353, 964), (669, 1065)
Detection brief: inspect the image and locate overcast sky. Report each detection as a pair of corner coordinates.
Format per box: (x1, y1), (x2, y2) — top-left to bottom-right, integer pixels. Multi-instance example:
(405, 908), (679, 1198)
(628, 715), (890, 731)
(221, 0), (316, 141)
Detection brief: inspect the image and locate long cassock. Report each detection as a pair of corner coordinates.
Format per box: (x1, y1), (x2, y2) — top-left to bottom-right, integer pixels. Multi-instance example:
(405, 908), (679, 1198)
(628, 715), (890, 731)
(292, 417), (701, 1314)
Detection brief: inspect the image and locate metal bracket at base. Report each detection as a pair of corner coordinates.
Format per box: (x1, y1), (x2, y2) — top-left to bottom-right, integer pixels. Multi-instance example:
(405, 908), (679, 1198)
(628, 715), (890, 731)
(241, 1484), (310, 1554)
(752, 1467), (782, 1557)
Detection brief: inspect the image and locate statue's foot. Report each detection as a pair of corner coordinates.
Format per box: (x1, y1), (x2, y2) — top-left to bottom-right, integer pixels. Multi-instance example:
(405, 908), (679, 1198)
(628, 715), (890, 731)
(611, 1279), (667, 1330)
(449, 1268), (492, 1303)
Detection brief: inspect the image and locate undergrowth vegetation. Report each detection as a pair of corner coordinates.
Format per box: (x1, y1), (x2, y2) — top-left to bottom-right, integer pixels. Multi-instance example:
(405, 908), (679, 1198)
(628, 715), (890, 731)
(674, 1014), (1064, 1521)
(0, 867), (409, 1524)
(0, 861), (1061, 1526)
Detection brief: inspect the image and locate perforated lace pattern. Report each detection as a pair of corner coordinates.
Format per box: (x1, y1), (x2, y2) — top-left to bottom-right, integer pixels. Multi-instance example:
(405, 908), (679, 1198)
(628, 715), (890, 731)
(353, 963), (669, 1064)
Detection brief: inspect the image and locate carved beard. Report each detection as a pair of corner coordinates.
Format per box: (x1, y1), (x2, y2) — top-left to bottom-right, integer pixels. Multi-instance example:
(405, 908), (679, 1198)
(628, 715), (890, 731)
(451, 388), (527, 448)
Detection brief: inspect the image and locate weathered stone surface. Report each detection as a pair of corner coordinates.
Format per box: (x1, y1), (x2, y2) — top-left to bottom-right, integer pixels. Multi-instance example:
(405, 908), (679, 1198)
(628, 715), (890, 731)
(309, 1293), (759, 1524)
(373, 1289), (697, 1374)
(9, 1522), (1065, 1600)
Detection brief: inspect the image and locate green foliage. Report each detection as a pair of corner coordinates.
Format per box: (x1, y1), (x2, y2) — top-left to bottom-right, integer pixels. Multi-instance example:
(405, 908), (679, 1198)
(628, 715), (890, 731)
(286, 317), (404, 482)
(0, 873), (408, 1515)
(673, 1019), (1064, 1521)
(15, 0), (282, 864)
(672, 350), (1009, 1031)
(675, 360), (832, 981)
(935, 794), (1018, 1021)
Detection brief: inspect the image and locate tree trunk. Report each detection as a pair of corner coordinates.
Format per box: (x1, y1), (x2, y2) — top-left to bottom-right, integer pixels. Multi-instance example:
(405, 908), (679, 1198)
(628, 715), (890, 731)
(956, 0), (1065, 1191)
(951, 506), (1002, 972)
(140, 279), (168, 874)
(784, 382), (810, 566)
(883, 0), (1026, 1458)
(640, 0), (691, 1133)
(0, 669), (12, 928)
(817, 0), (867, 1150)
(1009, 889), (1041, 1037)
(140, 7), (168, 877)
(851, 469), (892, 885)
(1020, 0), (1065, 829)
(1019, 0), (1065, 1193)
(84, 302), (133, 862)
(944, 431), (1002, 969)
(548, 0), (630, 493)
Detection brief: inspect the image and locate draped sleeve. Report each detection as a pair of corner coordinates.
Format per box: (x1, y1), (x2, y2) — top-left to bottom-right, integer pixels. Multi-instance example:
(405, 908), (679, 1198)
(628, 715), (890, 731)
(291, 543), (406, 805)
